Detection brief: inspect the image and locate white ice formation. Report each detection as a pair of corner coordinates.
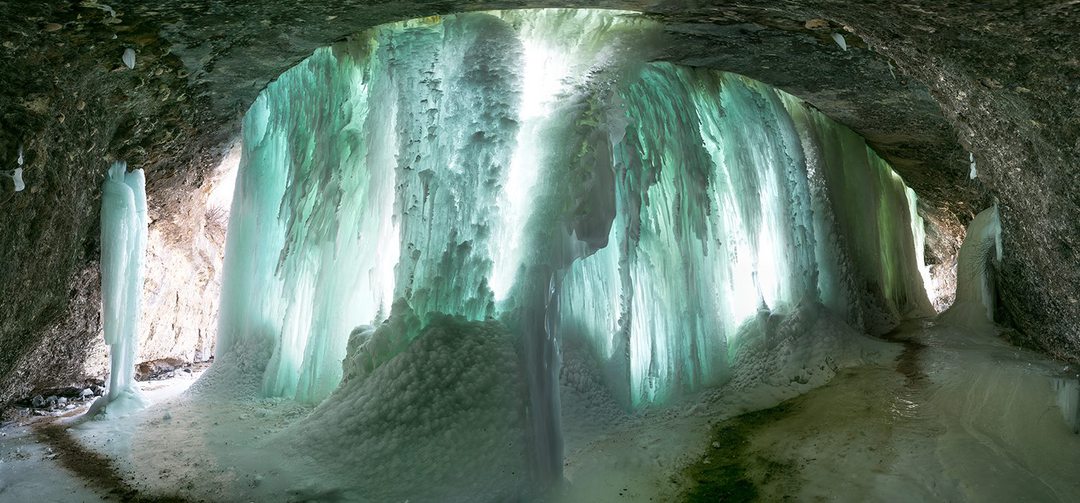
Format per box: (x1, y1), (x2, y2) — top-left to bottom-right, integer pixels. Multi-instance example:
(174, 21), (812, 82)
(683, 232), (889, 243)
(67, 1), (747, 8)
(91, 160), (148, 417)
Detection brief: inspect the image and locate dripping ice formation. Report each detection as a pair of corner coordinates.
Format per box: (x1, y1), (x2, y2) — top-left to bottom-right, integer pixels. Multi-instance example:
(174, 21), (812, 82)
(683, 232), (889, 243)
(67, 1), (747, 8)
(2, 168), (22, 192)
(940, 204), (1002, 329)
(92, 161), (148, 416)
(211, 9), (933, 493)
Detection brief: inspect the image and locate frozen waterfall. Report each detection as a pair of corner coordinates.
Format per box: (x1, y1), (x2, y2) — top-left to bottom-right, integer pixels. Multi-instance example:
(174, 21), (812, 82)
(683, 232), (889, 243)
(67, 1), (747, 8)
(212, 9), (933, 489)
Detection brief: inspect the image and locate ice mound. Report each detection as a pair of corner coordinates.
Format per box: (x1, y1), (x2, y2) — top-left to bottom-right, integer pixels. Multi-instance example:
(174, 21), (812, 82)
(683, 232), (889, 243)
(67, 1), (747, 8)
(285, 305), (529, 502)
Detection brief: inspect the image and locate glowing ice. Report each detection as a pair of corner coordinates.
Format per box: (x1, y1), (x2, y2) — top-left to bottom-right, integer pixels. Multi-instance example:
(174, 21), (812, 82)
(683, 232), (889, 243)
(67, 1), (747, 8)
(213, 9), (934, 488)
(122, 48), (135, 69)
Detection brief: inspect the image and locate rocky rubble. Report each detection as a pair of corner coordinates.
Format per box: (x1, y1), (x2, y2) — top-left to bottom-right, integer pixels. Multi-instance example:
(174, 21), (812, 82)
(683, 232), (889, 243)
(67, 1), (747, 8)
(1, 380), (105, 422)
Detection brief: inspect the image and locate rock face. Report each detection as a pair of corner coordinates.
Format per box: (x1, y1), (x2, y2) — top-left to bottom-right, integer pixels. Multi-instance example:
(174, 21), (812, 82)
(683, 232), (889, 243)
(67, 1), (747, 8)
(82, 204), (224, 380)
(0, 1), (1077, 406)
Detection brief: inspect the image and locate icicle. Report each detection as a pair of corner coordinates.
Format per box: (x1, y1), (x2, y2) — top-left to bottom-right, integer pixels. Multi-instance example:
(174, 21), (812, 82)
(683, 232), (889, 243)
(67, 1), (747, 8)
(10, 168), (24, 192)
(81, 1), (117, 18)
(6, 145), (26, 192)
(122, 48), (136, 69)
(832, 32), (848, 51)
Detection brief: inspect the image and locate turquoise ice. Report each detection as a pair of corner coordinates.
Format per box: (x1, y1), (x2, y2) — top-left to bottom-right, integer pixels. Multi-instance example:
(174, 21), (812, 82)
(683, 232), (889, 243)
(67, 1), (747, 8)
(213, 9), (933, 484)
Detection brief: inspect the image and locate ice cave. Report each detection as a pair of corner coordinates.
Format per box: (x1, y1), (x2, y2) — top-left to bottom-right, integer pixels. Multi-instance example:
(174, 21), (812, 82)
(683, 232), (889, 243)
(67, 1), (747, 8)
(2, 3), (1080, 503)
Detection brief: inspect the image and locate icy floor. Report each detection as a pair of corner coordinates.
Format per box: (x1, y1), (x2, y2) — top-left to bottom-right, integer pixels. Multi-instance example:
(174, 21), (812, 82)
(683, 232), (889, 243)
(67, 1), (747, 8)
(2, 321), (1080, 502)
(0, 368), (203, 502)
(0, 425), (108, 502)
(681, 320), (1080, 502)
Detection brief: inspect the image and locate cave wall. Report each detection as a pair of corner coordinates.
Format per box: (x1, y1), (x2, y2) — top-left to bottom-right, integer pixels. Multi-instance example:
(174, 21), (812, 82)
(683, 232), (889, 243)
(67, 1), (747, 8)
(0, 0), (1075, 407)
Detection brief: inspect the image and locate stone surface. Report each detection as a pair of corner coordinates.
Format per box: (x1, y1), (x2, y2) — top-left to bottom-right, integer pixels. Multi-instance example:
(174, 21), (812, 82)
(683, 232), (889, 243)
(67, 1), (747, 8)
(0, 0), (1077, 407)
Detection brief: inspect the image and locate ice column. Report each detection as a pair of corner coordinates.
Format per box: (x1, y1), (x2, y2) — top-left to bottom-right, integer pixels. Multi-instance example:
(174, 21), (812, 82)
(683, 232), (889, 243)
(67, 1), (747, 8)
(94, 161), (147, 415)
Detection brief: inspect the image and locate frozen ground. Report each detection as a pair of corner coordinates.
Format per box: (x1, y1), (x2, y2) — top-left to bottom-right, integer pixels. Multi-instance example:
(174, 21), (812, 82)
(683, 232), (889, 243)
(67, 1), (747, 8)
(672, 320), (1080, 502)
(2, 317), (1079, 502)
(0, 365), (204, 502)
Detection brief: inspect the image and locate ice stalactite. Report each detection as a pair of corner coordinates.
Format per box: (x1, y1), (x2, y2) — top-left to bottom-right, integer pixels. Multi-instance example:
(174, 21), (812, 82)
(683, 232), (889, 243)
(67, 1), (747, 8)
(939, 204), (1002, 329)
(91, 161), (148, 417)
(212, 9), (933, 495)
(3, 145), (23, 192)
(905, 187), (937, 307)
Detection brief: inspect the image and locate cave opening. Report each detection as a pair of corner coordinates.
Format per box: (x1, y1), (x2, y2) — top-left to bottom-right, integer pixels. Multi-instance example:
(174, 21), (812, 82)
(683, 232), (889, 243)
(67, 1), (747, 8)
(2, 5), (1080, 503)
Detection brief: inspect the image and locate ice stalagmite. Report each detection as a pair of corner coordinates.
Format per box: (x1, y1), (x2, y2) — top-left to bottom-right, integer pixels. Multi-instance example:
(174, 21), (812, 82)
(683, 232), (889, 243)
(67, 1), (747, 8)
(939, 205), (1002, 329)
(92, 161), (147, 416)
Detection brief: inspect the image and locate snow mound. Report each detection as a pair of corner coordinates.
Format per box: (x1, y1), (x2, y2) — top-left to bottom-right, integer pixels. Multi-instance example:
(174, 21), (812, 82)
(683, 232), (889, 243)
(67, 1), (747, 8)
(723, 300), (898, 405)
(285, 309), (529, 502)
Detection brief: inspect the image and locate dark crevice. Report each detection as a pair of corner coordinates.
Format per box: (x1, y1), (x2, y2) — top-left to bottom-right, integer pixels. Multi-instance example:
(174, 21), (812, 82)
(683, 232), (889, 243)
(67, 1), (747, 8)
(679, 402), (799, 502)
(882, 324), (929, 389)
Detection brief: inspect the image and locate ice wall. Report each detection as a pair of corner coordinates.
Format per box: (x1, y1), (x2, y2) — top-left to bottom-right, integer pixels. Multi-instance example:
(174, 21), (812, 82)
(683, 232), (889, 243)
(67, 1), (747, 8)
(214, 8), (933, 486)
(555, 65), (933, 408)
(217, 13), (532, 403)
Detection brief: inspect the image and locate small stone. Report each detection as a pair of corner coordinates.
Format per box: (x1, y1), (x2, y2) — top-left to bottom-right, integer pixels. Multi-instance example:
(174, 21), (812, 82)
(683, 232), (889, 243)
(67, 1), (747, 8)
(43, 23), (63, 33)
(58, 397), (67, 405)
(805, 19), (829, 30)
(31, 395), (45, 408)
(81, 388), (93, 398)
(91, 385), (105, 396)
